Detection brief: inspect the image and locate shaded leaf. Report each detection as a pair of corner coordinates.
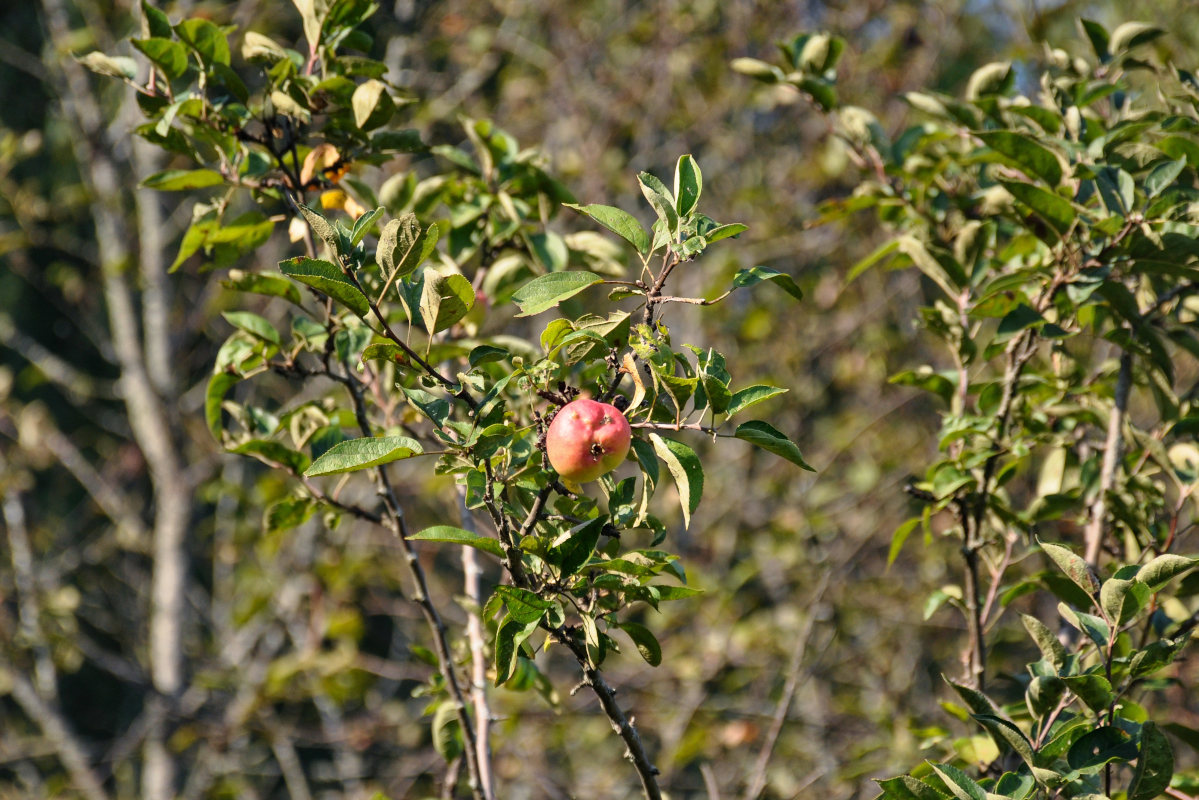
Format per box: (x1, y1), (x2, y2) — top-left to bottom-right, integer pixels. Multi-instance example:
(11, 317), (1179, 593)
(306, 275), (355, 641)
(617, 620), (662, 666)
(1000, 181), (1076, 237)
(978, 131), (1063, 186)
(734, 420), (814, 470)
(1129, 722), (1174, 800)
(731, 266), (804, 301)
(1021, 614), (1067, 671)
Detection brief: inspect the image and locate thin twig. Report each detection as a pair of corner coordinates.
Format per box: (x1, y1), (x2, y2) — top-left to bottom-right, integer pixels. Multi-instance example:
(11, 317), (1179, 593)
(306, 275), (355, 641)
(333, 360), (487, 800)
(741, 571), (830, 800)
(555, 632), (663, 800)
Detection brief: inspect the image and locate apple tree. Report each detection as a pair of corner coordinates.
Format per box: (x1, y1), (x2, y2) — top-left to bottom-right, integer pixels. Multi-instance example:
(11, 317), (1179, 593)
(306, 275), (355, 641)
(736, 19), (1199, 800)
(84, 2), (813, 798)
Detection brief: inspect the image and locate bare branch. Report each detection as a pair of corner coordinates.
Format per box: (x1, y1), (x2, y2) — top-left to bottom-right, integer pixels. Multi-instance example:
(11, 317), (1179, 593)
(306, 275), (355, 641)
(459, 488), (496, 800)
(7, 669), (111, 800)
(2, 491), (57, 697)
(39, 3), (193, 795)
(1085, 351), (1132, 568)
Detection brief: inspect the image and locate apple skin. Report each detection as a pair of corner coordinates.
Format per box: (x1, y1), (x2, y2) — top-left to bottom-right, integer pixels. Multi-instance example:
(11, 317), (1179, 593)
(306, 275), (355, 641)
(545, 398), (631, 483)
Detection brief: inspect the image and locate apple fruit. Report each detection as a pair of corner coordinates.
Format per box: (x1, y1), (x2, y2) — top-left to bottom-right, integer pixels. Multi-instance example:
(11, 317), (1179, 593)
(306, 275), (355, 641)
(545, 397), (631, 483)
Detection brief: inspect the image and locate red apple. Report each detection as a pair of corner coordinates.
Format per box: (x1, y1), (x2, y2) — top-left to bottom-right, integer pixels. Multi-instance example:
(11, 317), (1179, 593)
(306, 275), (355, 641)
(545, 397), (631, 483)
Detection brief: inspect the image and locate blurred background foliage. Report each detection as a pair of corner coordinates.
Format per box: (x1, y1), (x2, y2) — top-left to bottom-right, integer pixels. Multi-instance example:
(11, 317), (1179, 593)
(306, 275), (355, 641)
(1, 0), (1197, 798)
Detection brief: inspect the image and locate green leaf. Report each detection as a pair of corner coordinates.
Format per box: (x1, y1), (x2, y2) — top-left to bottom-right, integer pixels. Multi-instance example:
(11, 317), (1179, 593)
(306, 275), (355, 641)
(673, 154), (702, 216)
(946, 677), (1004, 719)
(1061, 673), (1114, 713)
(1145, 158), (1187, 198)
(654, 585), (702, 601)
(131, 37), (189, 80)
(420, 271), (475, 335)
(352, 78), (395, 130)
(1129, 722), (1174, 800)
(550, 517), (602, 577)
(241, 31), (287, 62)
(349, 206), (384, 246)
(372, 129), (426, 153)
(205, 372), (240, 439)
(1021, 614), (1067, 671)
(847, 239), (900, 283)
(887, 518), (921, 567)
(1081, 19), (1110, 61)
(222, 270), (303, 306)
(431, 703), (462, 762)
(1067, 726), (1138, 772)
(971, 714), (1036, 768)
(649, 434), (704, 529)
(617, 620), (662, 666)
(511, 271), (604, 317)
(231, 439), (310, 474)
(731, 266), (804, 301)
(1130, 636), (1190, 678)
(493, 613), (539, 685)
(360, 342), (404, 363)
(292, 0), (322, 52)
(1110, 22), (1165, 54)
(493, 585), (555, 625)
(994, 304), (1045, 344)
(1039, 539), (1100, 596)
(142, 1), (172, 38)
(637, 171), (679, 234)
(1058, 603), (1110, 649)
(734, 420), (814, 471)
(565, 204), (650, 255)
(928, 763), (985, 800)
(264, 497), (315, 534)
(409, 525), (504, 558)
(141, 169), (225, 191)
(1136, 554), (1198, 592)
(279, 257), (370, 318)
(297, 203), (340, 252)
(1000, 181), (1076, 238)
(704, 223), (747, 243)
(977, 131), (1063, 186)
(221, 311), (280, 346)
(897, 236), (961, 299)
(377, 213), (438, 300)
(1100, 577), (1148, 625)
(174, 18), (231, 66)
(303, 435), (423, 477)
(876, 775), (950, 800)
(726, 385), (788, 417)
(468, 345), (508, 367)
(76, 51), (138, 80)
